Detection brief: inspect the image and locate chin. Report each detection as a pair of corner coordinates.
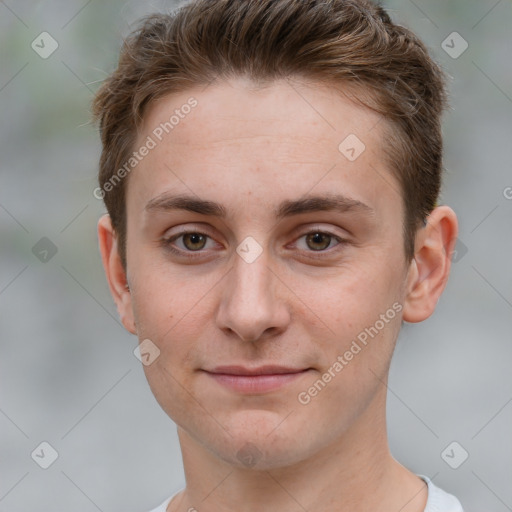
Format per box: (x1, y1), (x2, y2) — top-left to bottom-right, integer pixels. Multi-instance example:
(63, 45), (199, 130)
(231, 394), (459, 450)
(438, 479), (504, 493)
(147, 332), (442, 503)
(205, 410), (317, 470)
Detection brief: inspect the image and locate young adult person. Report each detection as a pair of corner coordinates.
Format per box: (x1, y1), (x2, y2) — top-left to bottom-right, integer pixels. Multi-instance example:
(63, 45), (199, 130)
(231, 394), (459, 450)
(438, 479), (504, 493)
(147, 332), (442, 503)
(93, 1), (464, 510)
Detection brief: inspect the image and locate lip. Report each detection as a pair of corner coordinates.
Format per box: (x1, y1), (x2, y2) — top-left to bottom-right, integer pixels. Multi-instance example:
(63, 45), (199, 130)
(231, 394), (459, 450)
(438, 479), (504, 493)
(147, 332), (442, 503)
(207, 365), (308, 376)
(202, 365), (311, 393)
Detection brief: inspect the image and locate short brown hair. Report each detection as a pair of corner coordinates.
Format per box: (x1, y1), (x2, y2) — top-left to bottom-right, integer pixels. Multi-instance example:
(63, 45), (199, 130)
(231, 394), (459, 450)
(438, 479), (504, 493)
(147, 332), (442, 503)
(92, 0), (448, 269)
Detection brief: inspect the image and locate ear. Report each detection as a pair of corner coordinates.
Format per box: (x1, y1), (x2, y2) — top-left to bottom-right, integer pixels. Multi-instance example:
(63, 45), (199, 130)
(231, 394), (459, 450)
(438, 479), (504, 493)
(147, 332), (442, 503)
(97, 214), (137, 334)
(402, 206), (458, 323)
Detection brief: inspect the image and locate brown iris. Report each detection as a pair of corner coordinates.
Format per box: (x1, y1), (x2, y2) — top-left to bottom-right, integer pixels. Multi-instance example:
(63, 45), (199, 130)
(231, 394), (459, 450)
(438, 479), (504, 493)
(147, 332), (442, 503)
(305, 232), (332, 251)
(182, 233), (207, 251)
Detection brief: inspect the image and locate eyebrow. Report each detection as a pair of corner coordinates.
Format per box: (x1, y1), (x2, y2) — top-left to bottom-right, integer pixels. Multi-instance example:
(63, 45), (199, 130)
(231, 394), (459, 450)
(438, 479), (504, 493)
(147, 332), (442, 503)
(144, 192), (374, 218)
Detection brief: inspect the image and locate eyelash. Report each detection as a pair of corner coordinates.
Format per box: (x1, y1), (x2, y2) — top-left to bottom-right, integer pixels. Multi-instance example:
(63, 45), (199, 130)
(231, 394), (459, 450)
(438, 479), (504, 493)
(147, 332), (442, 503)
(161, 230), (348, 260)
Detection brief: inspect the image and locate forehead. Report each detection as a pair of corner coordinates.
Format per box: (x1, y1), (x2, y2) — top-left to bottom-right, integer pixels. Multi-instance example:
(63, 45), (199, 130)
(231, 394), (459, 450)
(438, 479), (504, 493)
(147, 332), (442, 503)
(128, 77), (400, 220)
(141, 77), (381, 151)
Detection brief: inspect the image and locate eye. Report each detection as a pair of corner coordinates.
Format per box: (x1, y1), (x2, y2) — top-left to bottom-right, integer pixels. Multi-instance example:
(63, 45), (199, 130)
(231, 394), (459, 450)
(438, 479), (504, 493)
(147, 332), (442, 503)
(294, 231), (346, 253)
(162, 231), (217, 256)
(179, 232), (209, 251)
(161, 228), (347, 261)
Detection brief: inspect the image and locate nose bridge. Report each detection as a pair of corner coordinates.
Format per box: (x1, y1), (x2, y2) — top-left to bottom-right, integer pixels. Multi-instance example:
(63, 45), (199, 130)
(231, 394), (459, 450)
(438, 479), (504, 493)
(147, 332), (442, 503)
(216, 245), (288, 342)
(232, 249), (272, 304)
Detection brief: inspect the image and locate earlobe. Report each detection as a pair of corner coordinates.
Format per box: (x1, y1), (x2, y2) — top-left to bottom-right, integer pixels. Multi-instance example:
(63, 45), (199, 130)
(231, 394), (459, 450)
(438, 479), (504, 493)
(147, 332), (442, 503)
(402, 206), (458, 323)
(97, 214), (137, 334)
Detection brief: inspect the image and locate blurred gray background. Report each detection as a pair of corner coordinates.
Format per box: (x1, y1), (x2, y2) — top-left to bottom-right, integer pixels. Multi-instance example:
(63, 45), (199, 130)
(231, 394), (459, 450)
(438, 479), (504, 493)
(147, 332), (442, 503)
(1, 0), (511, 511)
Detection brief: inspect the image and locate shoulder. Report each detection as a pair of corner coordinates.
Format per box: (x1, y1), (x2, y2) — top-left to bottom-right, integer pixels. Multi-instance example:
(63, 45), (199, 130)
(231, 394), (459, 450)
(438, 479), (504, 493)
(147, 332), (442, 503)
(146, 479), (464, 512)
(418, 475), (464, 512)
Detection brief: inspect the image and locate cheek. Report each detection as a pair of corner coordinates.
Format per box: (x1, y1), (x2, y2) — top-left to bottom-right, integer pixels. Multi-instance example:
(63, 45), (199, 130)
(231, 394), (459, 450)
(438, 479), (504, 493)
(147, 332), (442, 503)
(290, 256), (404, 369)
(129, 256), (206, 335)
(129, 263), (218, 392)
(132, 273), (203, 417)
(296, 307), (400, 430)
(292, 262), (397, 326)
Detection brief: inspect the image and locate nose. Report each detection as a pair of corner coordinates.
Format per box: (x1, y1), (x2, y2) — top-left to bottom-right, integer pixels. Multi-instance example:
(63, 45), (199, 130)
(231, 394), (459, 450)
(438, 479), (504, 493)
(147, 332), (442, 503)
(215, 249), (291, 343)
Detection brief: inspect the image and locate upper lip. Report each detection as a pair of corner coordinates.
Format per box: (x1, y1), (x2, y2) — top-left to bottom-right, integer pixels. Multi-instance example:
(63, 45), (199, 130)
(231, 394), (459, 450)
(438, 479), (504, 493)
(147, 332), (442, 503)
(204, 365), (309, 376)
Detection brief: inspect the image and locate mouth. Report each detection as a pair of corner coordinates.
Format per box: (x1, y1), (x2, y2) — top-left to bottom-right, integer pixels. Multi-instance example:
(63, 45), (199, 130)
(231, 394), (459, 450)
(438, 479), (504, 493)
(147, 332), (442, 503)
(201, 365), (312, 393)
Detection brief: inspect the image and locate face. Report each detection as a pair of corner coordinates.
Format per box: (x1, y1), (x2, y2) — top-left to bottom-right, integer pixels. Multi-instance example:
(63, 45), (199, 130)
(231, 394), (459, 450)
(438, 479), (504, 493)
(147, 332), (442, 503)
(120, 77), (411, 469)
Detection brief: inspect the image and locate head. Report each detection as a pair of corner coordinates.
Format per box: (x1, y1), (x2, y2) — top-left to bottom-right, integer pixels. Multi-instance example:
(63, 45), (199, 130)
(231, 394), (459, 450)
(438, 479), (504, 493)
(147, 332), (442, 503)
(94, 0), (457, 469)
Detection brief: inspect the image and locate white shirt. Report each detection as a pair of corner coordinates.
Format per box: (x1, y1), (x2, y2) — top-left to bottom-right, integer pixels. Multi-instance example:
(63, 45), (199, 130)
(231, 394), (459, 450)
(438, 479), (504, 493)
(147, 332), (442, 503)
(147, 475), (463, 512)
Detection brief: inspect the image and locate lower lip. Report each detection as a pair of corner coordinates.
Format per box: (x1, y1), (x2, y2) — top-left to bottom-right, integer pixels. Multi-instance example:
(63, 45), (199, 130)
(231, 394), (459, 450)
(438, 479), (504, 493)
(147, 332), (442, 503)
(204, 370), (310, 393)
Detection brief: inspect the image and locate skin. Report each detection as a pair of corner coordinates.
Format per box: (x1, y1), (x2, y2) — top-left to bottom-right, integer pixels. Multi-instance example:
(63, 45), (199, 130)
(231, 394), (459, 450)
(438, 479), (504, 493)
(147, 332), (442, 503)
(98, 77), (458, 512)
